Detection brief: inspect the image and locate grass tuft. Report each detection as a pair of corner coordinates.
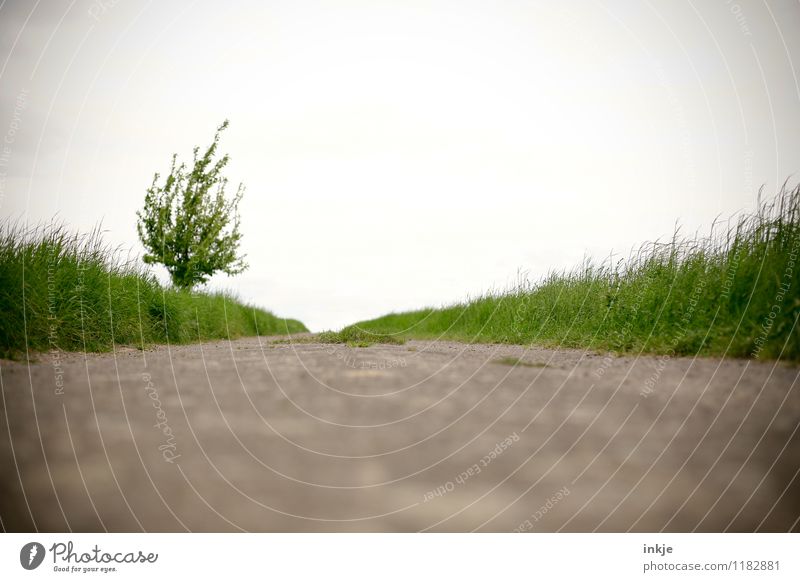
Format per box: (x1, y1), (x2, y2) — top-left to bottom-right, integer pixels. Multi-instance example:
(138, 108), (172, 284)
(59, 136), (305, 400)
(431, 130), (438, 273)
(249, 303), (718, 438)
(0, 222), (307, 358)
(492, 356), (548, 368)
(316, 327), (405, 347)
(349, 183), (800, 362)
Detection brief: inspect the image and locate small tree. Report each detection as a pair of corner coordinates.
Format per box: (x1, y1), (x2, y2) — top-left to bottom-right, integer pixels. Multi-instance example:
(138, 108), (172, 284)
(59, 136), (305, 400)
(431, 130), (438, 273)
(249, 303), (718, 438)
(137, 120), (247, 289)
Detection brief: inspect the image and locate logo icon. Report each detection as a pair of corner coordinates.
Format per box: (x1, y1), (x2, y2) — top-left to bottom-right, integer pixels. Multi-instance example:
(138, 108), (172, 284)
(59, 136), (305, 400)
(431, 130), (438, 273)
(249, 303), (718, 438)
(20, 542), (46, 570)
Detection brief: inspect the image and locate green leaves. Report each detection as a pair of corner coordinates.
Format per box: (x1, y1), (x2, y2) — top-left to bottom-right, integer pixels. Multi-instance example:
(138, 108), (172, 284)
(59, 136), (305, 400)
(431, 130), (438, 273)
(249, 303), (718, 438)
(136, 120), (248, 289)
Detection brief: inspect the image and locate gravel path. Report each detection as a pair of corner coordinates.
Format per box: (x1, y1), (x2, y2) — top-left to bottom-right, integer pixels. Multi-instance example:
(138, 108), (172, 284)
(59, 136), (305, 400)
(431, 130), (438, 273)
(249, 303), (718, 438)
(2, 337), (799, 532)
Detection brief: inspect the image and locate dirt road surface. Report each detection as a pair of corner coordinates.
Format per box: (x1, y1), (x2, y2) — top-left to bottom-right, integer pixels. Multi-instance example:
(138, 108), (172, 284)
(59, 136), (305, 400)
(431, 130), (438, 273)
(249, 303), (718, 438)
(2, 337), (799, 532)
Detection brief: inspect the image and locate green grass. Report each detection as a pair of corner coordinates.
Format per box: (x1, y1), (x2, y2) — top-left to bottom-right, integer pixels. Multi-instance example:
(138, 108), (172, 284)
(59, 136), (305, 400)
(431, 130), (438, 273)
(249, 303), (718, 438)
(345, 184), (800, 362)
(0, 222), (307, 358)
(270, 328), (404, 347)
(316, 328), (405, 347)
(492, 356), (548, 368)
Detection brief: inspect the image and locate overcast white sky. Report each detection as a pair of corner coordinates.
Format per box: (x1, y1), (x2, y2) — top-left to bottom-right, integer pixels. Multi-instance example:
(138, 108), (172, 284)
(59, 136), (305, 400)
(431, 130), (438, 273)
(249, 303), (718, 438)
(1, 0), (799, 331)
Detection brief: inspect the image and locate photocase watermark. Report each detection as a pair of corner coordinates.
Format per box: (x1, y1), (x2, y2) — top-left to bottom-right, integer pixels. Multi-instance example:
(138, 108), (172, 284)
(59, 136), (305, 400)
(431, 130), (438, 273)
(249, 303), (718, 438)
(49, 350), (65, 396)
(743, 148), (755, 196)
(721, 246), (742, 300)
(46, 247), (68, 395)
(594, 265), (708, 393)
(87, 0), (121, 22)
(651, 241), (736, 393)
(48, 260), (90, 395)
(19, 542), (46, 570)
(640, 273), (708, 398)
(726, 0), (753, 38)
(142, 372), (181, 463)
(423, 432), (519, 502)
(654, 63), (696, 192)
(2, 88), (27, 148)
(512, 486), (571, 531)
(594, 268), (658, 378)
(74, 257), (88, 310)
(324, 344), (407, 370)
(0, 88), (28, 208)
(751, 236), (799, 358)
(640, 354), (669, 399)
(20, 540), (159, 573)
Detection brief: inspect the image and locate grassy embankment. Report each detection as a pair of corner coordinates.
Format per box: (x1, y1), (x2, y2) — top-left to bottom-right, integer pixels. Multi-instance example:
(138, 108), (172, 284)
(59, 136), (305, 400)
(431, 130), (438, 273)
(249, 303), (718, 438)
(0, 223), (307, 358)
(340, 184), (800, 361)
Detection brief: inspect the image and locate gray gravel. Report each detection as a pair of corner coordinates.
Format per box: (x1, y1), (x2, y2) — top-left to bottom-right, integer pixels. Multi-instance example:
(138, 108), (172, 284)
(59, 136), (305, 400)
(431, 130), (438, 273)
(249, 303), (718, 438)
(1, 337), (799, 532)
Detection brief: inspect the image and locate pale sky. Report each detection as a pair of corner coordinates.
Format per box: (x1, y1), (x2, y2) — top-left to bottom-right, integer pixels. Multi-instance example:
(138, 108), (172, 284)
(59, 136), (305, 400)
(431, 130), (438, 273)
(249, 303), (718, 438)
(1, 0), (799, 331)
